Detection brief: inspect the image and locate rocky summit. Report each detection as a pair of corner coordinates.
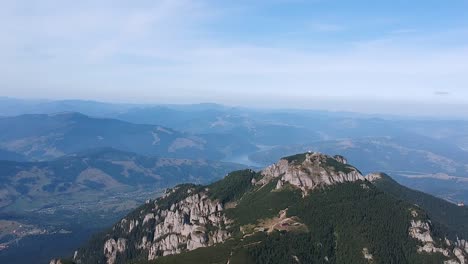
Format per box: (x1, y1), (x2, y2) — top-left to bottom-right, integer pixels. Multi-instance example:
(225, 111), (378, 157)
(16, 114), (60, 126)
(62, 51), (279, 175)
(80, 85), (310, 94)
(259, 152), (364, 195)
(56, 152), (468, 264)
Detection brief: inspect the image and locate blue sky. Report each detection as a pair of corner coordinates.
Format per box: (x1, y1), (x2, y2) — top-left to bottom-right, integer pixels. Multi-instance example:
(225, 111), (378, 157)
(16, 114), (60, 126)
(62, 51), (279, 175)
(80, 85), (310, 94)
(1, 0), (468, 114)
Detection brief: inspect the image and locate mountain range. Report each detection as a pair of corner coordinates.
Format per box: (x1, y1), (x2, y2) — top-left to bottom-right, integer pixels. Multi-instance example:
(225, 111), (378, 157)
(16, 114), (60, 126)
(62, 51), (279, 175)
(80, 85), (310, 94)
(0, 148), (244, 211)
(1, 98), (468, 263)
(0, 148), (243, 263)
(58, 152), (468, 264)
(0, 112), (255, 161)
(3, 98), (468, 150)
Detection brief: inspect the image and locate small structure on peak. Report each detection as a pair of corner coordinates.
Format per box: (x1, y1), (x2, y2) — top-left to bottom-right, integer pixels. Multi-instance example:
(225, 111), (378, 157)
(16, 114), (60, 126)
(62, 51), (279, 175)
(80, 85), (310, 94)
(457, 202), (465, 207)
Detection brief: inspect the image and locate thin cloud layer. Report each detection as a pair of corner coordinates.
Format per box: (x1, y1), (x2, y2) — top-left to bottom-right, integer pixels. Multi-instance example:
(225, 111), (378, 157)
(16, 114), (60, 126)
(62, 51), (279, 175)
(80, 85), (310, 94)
(0, 0), (467, 114)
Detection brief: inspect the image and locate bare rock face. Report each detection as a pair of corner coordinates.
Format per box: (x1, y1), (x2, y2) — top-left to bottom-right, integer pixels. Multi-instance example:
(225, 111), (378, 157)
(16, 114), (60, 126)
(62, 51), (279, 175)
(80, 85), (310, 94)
(49, 259), (63, 264)
(456, 239), (468, 255)
(365, 173), (383, 182)
(146, 191), (230, 260)
(362, 248), (373, 262)
(260, 152), (364, 195)
(333, 155), (348, 164)
(408, 212), (467, 263)
(73, 185), (232, 264)
(453, 248), (467, 264)
(410, 220), (435, 244)
(128, 219), (139, 233)
(143, 213), (155, 224)
(103, 238), (127, 264)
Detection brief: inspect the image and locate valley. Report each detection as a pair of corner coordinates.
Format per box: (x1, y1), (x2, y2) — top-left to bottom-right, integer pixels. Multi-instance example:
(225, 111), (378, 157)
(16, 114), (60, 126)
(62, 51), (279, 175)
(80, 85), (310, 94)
(0, 146), (243, 263)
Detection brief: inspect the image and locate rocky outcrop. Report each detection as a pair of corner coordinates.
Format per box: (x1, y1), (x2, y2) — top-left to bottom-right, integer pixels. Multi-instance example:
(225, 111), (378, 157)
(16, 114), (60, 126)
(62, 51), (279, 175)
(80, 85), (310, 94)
(454, 248), (467, 264)
(410, 220), (435, 244)
(128, 219), (139, 233)
(365, 173), (383, 182)
(362, 248), (373, 262)
(334, 155), (348, 164)
(146, 191), (229, 259)
(260, 152), (364, 194)
(456, 239), (468, 255)
(73, 185), (231, 264)
(408, 212), (467, 263)
(103, 238), (127, 264)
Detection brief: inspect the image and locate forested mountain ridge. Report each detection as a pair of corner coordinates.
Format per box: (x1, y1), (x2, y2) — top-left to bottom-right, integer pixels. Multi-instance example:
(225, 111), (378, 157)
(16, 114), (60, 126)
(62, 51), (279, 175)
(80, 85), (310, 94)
(57, 152), (468, 264)
(368, 172), (468, 240)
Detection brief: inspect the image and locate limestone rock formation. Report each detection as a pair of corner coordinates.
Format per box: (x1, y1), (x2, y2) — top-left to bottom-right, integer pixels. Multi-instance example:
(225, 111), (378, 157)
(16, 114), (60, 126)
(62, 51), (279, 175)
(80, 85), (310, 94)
(73, 185), (231, 264)
(408, 212), (467, 263)
(365, 173), (383, 182)
(260, 152), (364, 194)
(103, 238), (127, 264)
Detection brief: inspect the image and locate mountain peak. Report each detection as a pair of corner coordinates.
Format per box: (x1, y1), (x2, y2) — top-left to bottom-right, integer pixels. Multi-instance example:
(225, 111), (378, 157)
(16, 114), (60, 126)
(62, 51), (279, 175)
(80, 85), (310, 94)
(280, 152), (354, 173)
(260, 152), (364, 195)
(63, 153), (468, 264)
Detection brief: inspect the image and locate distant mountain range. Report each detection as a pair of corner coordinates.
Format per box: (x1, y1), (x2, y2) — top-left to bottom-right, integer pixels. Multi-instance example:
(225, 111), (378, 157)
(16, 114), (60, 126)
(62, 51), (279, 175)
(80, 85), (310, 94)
(3, 97), (468, 149)
(250, 137), (468, 175)
(59, 152), (468, 264)
(0, 112), (256, 161)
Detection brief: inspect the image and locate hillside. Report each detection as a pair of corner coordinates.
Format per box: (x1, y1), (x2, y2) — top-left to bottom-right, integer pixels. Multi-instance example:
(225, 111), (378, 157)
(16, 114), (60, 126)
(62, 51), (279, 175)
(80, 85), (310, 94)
(368, 173), (468, 240)
(0, 148), (243, 263)
(0, 113), (255, 161)
(0, 148), (243, 213)
(63, 152), (468, 264)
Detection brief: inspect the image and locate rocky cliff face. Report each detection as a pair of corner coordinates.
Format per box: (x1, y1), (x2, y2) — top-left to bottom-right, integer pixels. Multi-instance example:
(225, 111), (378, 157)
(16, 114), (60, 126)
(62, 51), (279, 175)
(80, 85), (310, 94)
(365, 172), (384, 182)
(73, 185), (231, 264)
(408, 210), (467, 264)
(145, 190), (230, 259)
(260, 152), (364, 195)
